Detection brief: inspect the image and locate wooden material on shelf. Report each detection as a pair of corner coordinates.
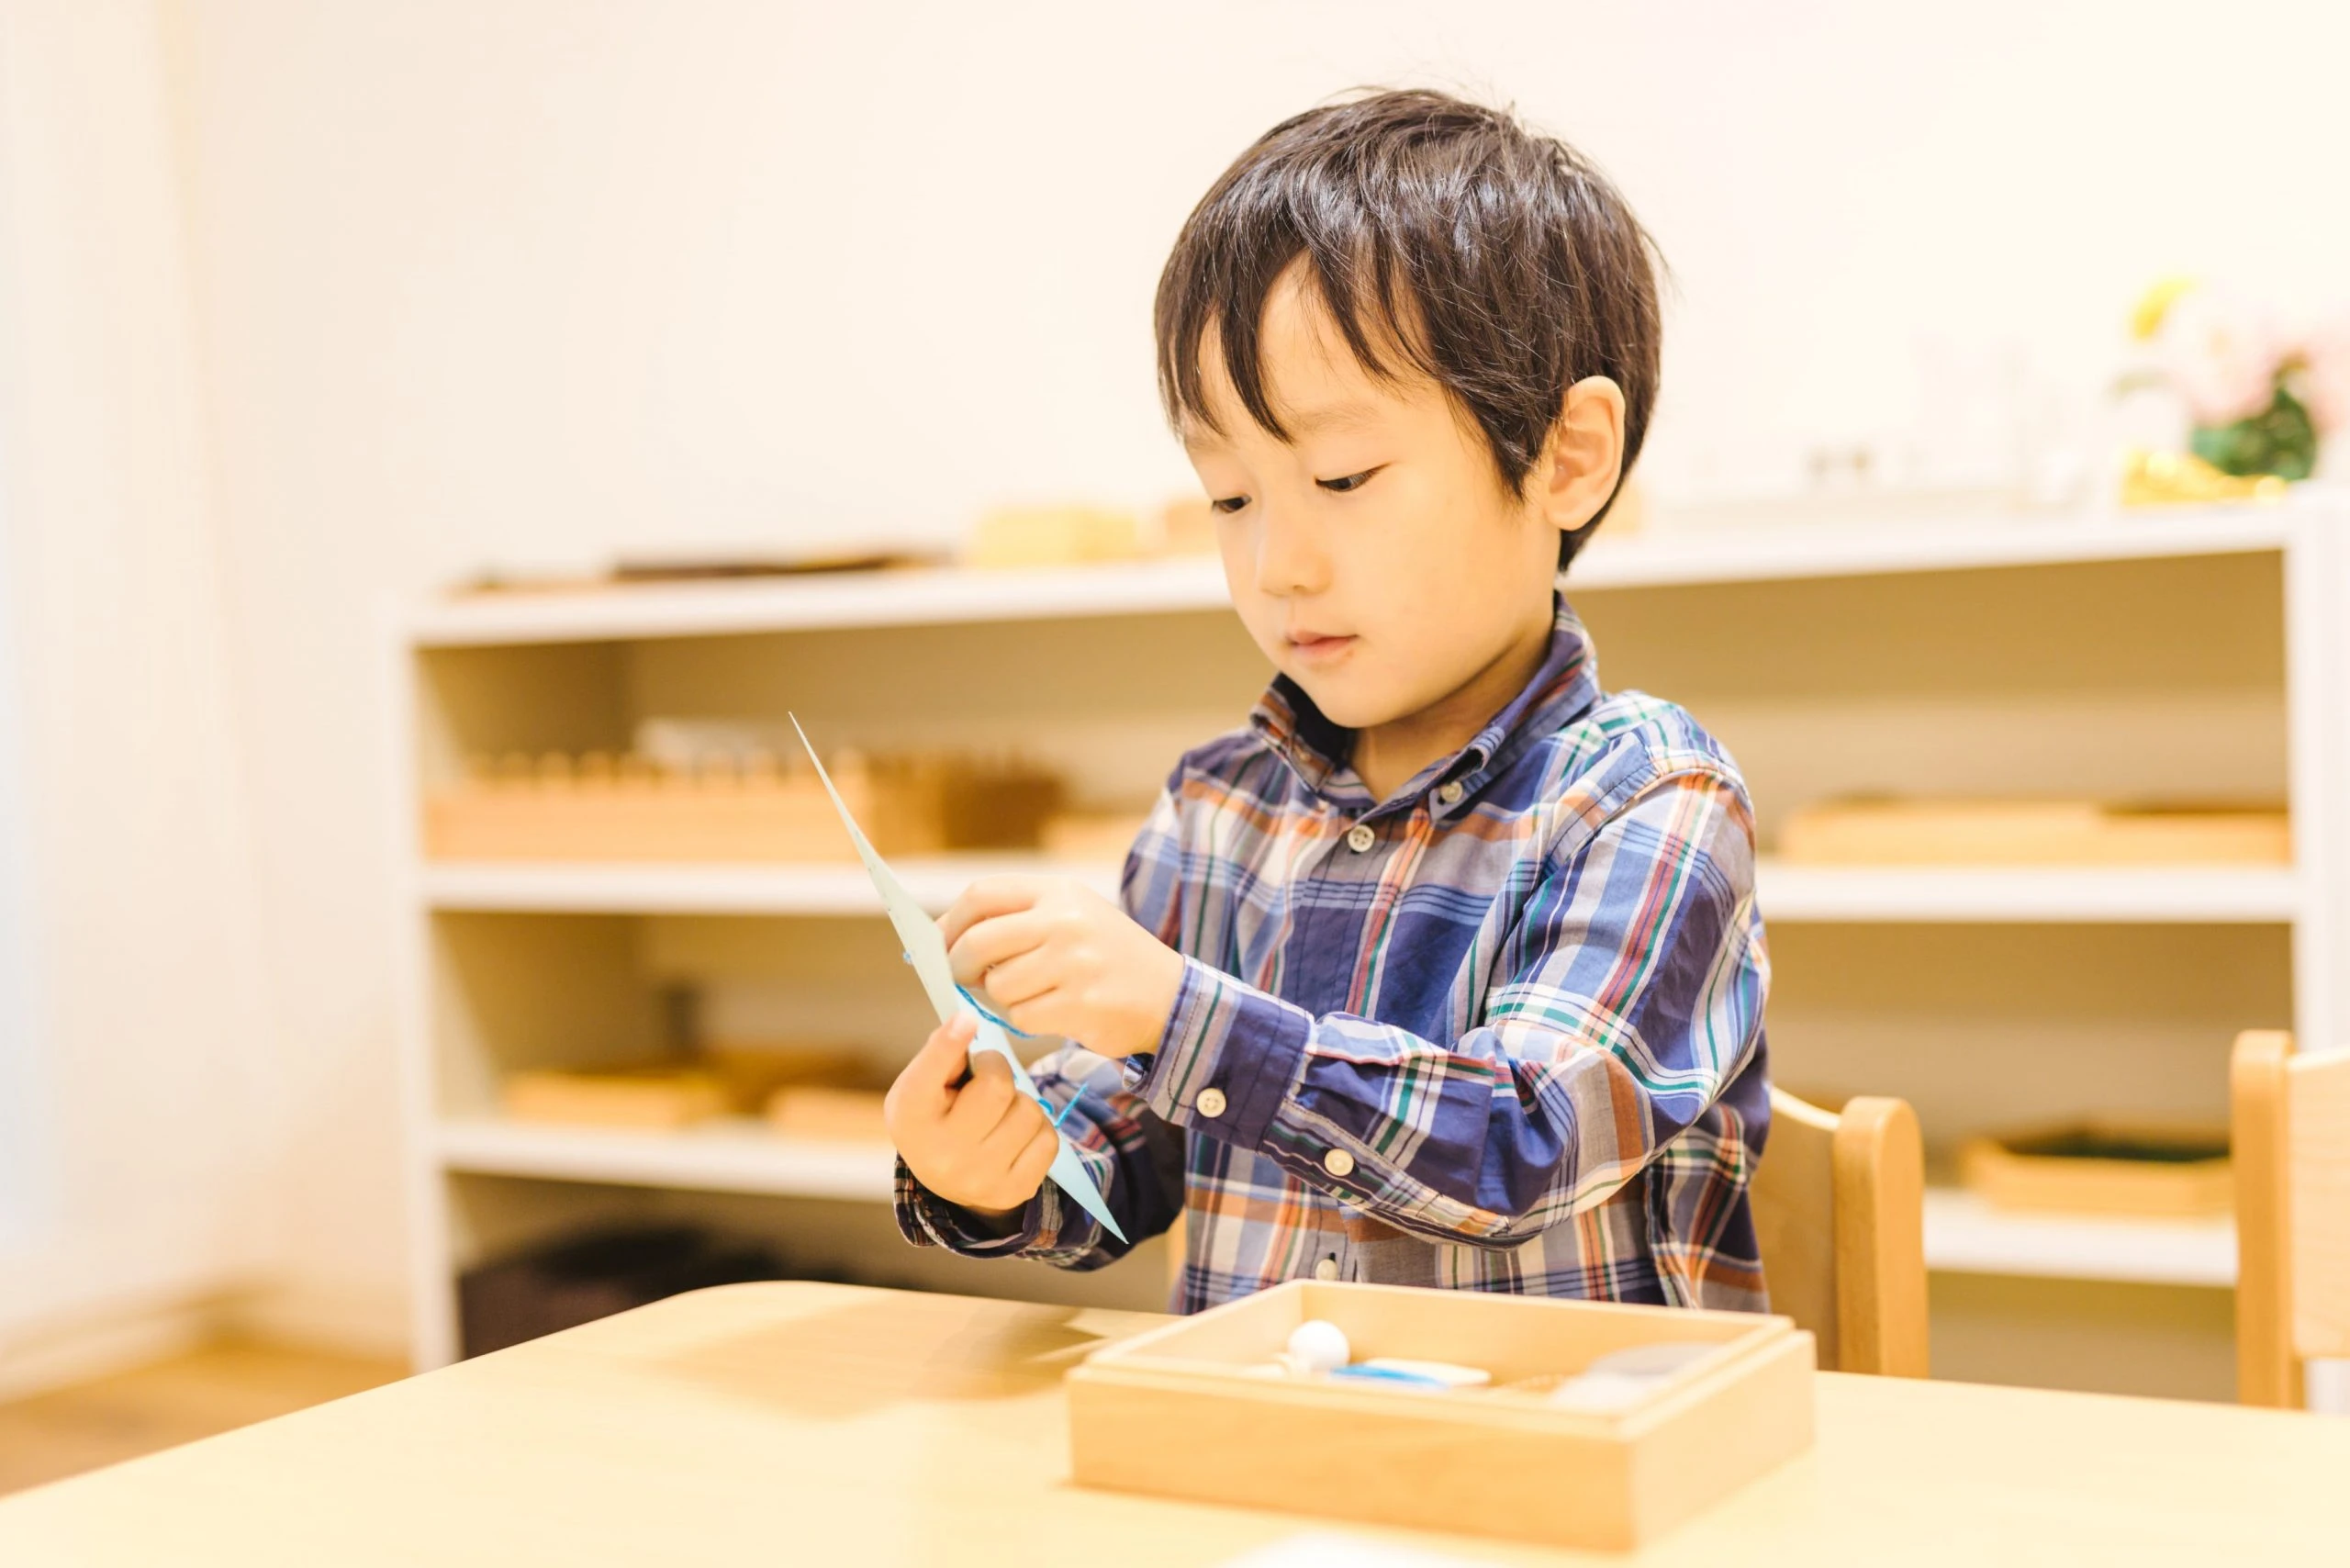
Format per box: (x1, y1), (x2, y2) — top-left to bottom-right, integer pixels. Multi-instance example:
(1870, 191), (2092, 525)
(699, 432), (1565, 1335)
(1959, 1122), (2232, 1217)
(422, 752), (1060, 862)
(764, 1086), (889, 1143)
(1067, 1279), (1814, 1552)
(14, 1282), (2350, 1564)
(1751, 1090), (1930, 1377)
(501, 1067), (729, 1130)
(501, 1046), (866, 1131)
(965, 505), (1139, 568)
(2232, 1028), (2350, 1408)
(1778, 798), (2291, 867)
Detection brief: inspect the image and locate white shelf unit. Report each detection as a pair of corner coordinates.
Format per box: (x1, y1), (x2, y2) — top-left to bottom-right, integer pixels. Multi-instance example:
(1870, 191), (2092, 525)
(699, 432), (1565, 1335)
(393, 500), (2350, 1391)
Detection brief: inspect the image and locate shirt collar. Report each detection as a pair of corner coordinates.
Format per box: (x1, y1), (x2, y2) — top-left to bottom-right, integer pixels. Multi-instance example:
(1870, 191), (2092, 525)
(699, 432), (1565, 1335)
(1248, 594), (1602, 816)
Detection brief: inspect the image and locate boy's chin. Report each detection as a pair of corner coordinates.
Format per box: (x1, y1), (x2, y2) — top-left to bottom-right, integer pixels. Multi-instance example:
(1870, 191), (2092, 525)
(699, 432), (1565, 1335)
(1285, 669), (1409, 732)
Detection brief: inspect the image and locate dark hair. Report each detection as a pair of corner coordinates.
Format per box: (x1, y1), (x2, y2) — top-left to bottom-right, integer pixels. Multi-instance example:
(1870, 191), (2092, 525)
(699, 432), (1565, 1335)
(1154, 89), (1662, 568)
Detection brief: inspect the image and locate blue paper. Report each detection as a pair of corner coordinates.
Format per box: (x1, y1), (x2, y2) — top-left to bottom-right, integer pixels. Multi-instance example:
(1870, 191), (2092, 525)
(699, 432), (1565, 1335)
(789, 716), (1127, 1243)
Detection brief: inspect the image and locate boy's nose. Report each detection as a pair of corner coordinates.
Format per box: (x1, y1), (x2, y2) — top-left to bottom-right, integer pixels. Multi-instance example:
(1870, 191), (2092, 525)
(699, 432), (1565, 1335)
(1251, 509), (1328, 599)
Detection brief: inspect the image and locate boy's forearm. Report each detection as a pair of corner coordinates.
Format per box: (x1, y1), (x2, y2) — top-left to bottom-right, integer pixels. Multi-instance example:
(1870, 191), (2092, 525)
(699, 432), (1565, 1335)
(1135, 937), (1764, 1249)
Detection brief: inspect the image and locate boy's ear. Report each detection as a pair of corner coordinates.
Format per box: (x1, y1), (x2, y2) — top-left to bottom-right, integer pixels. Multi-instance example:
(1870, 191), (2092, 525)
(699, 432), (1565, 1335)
(1537, 376), (1627, 535)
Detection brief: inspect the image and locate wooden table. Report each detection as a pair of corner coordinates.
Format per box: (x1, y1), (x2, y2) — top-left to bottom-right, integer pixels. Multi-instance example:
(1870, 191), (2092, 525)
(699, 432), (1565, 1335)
(3, 1282), (2344, 1565)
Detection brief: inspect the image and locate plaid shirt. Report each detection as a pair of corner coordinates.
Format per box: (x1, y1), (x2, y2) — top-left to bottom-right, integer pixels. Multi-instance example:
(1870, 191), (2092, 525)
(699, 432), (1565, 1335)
(897, 595), (1772, 1312)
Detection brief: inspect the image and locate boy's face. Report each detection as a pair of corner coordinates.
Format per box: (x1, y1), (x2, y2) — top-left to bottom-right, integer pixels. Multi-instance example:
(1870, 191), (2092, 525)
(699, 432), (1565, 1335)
(1181, 267), (1567, 736)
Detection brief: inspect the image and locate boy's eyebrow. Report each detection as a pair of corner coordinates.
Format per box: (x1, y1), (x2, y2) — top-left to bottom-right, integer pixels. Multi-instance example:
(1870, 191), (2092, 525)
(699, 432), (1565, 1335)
(1285, 400), (1381, 437)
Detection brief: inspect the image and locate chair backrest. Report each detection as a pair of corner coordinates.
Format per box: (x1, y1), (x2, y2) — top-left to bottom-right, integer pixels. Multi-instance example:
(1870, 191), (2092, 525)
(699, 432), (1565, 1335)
(1751, 1088), (1930, 1376)
(2231, 1029), (2350, 1407)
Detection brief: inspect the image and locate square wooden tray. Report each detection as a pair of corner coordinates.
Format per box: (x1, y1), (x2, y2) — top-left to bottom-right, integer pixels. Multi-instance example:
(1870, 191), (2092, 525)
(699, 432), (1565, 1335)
(1958, 1121), (2232, 1217)
(1067, 1280), (1813, 1552)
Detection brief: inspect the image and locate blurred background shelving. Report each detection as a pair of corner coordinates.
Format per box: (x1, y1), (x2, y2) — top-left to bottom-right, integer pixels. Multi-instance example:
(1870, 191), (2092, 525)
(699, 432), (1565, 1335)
(396, 498), (2350, 1399)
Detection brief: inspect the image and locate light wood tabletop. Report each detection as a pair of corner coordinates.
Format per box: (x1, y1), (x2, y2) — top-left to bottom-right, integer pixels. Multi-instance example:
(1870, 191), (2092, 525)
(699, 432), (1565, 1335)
(1, 1281), (2344, 1565)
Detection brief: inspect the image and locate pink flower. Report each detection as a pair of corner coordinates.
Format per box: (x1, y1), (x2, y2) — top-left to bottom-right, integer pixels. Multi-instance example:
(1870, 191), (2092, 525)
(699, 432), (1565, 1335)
(2154, 284), (2283, 427)
(2298, 316), (2350, 436)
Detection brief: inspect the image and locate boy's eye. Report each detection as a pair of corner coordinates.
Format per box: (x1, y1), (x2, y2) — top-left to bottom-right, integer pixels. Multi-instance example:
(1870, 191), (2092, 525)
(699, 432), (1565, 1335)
(1316, 467), (1381, 494)
(1209, 495), (1249, 515)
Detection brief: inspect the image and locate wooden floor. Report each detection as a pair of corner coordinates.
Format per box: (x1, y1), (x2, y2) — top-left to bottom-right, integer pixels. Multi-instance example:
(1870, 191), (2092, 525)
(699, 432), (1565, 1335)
(0, 1341), (407, 1496)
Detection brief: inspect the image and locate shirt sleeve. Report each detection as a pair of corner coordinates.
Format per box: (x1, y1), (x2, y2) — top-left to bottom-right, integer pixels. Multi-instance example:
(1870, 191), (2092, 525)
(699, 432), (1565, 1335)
(891, 789), (1191, 1268)
(1128, 763), (1768, 1248)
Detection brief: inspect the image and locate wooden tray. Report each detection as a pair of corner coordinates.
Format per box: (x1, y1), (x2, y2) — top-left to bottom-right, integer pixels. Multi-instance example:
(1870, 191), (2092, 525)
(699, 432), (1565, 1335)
(1068, 1280), (1813, 1552)
(1959, 1121), (2232, 1217)
(501, 1067), (731, 1130)
(502, 1046), (867, 1130)
(765, 1085), (890, 1142)
(1778, 798), (2290, 867)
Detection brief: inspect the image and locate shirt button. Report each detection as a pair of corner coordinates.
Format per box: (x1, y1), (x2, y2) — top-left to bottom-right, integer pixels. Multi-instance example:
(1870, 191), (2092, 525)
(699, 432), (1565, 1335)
(1195, 1087), (1227, 1118)
(1436, 781), (1464, 807)
(1314, 1258), (1340, 1282)
(1345, 823), (1375, 853)
(1323, 1148), (1356, 1178)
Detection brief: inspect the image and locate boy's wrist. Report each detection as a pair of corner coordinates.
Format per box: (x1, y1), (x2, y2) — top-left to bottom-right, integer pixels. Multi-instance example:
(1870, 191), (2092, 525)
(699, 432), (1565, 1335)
(1134, 958), (1313, 1150)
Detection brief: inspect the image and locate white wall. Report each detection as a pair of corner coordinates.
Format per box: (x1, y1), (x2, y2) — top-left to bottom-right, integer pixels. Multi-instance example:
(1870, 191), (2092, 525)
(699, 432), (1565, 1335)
(145, 0), (2350, 1345)
(0, 0), (276, 1391)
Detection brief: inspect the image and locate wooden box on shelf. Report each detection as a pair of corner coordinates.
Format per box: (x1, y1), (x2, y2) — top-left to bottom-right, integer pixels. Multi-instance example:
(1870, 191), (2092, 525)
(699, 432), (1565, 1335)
(423, 751), (1060, 862)
(1777, 798), (2291, 866)
(502, 1046), (868, 1131)
(1958, 1122), (2232, 1217)
(765, 1085), (890, 1143)
(1067, 1280), (1814, 1552)
(501, 1066), (731, 1130)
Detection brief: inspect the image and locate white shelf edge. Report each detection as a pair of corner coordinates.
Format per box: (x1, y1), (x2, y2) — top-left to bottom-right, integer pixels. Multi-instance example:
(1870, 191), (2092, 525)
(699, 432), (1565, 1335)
(1921, 1188), (2235, 1287)
(1755, 861), (2303, 924)
(419, 857), (2300, 924)
(419, 856), (1123, 915)
(408, 555), (1232, 647)
(404, 506), (2307, 649)
(1566, 505), (2295, 591)
(435, 1116), (897, 1202)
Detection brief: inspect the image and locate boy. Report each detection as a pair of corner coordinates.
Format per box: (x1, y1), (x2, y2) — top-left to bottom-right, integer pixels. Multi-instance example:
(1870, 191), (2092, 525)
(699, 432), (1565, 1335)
(885, 89), (1770, 1312)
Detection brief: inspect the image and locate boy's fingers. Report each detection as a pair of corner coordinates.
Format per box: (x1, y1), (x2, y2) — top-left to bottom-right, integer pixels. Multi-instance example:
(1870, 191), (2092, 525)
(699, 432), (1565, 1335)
(971, 946), (1056, 1012)
(938, 875), (1050, 950)
(977, 1085), (1051, 1162)
(1009, 1121), (1061, 1192)
(899, 1013), (979, 1105)
(943, 1048), (1018, 1136)
(947, 910), (1049, 989)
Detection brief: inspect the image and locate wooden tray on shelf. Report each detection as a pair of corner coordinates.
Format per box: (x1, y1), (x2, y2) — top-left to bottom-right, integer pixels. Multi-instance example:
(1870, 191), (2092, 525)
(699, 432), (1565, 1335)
(1958, 1121), (2232, 1217)
(501, 1045), (869, 1131)
(423, 751), (1059, 862)
(1777, 798), (2290, 867)
(1068, 1280), (1813, 1552)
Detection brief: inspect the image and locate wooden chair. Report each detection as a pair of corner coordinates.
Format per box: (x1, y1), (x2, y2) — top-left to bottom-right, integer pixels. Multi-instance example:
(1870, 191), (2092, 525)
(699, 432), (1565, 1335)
(1167, 1087), (1932, 1377)
(1750, 1088), (1931, 1376)
(2231, 1029), (2350, 1407)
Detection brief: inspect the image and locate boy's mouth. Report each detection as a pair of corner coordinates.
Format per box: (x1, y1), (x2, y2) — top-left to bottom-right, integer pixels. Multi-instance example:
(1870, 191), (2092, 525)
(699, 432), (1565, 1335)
(1286, 630), (1358, 665)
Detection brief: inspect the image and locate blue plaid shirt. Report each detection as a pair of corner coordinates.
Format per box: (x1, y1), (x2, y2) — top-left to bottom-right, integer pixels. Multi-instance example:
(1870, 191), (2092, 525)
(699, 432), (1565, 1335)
(897, 596), (1772, 1312)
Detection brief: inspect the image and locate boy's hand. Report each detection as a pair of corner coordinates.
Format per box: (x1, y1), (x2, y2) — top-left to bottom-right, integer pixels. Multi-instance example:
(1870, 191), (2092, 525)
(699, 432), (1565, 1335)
(885, 1013), (1060, 1219)
(941, 875), (1186, 1058)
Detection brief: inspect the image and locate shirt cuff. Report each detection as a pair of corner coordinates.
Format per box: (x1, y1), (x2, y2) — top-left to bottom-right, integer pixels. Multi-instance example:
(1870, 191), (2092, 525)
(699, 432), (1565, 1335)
(1131, 957), (1312, 1150)
(893, 1158), (1050, 1255)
